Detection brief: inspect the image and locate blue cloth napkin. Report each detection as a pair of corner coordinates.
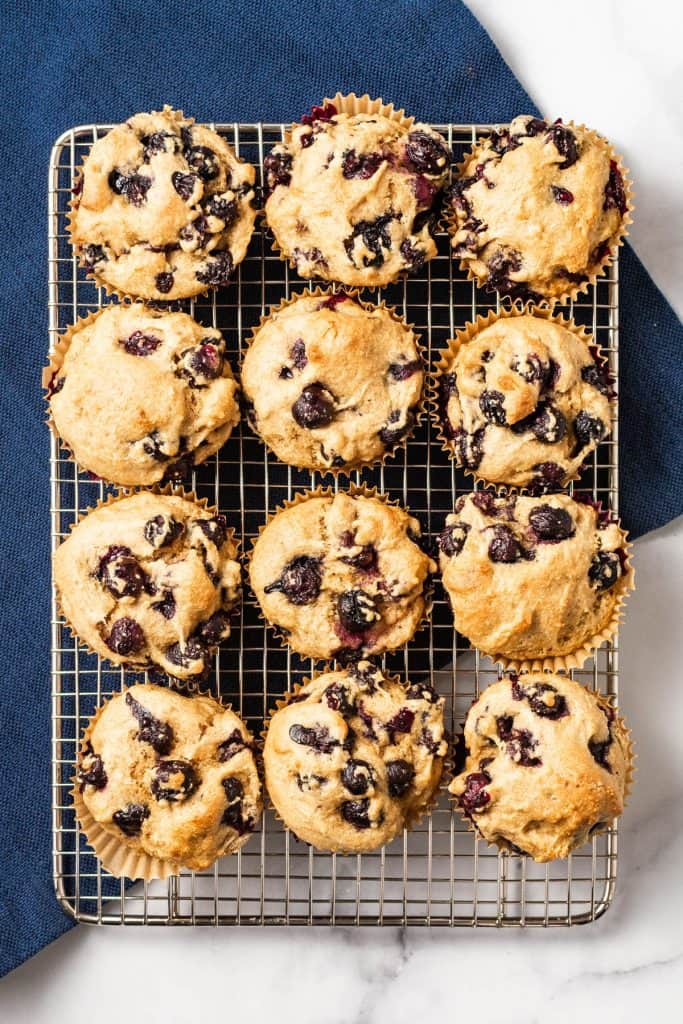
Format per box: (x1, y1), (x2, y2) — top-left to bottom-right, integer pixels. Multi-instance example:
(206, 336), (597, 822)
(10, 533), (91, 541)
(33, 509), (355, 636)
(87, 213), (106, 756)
(2, 0), (681, 978)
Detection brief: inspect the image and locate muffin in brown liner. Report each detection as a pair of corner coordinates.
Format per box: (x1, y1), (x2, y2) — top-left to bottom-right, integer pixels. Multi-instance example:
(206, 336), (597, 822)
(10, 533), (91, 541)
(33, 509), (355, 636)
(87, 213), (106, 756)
(247, 483), (435, 664)
(67, 105), (258, 302)
(437, 491), (634, 672)
(43, 303), (240, 488)
(445, 116), (633, 306)
(263, 92), (451, 288)
(72, 682), (261, 879)
(240, 286), (426, 475)
(260, 661), (447, 854)
(53, 485), (241, 682)
(448, 672), (634, 862)
(428, 305), (614, 493)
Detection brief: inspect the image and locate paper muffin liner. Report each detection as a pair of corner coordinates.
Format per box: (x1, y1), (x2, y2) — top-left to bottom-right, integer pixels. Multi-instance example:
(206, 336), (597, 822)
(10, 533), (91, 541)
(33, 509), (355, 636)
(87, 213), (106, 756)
(240, 285), (427, 476)
(66, 105), (255, 304)
(445, 120), (634, 308)
(448, 674), (635, 860)
(428, 304), (612, 494)
(266, 92), (444, 291)
(247, 482), (436, 665)
(43, 303), (240, 489)
(492, 522), (634, 673)
(259, 667), (447, 854)
(71, 683), (257, 879)
(54, 484), (241, 682)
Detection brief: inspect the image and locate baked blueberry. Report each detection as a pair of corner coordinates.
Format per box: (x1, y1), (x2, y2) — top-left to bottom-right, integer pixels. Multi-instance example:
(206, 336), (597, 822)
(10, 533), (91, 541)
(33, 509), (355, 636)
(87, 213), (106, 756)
(120, 330), (162, 356)
(264, 555), (323, 605)
(144, 514), (184, 549)
(77, 748), (108, 791)
(106, 617), (145, 657)
(340, 798), (371, 829)
(338, 590), (379, 634)
(151, 759), (199, 802)
(528, 504), (575, 542)
(588, 551), (622, 591)
(341, 758), (374, 795)
(125, 690), (174, 755)
(438, 521), (470, 557)
(291, 383), (336, 428)
(386, 759), (414, 797)
(289, 723), (339, 754)
(113, 803), (150, 836)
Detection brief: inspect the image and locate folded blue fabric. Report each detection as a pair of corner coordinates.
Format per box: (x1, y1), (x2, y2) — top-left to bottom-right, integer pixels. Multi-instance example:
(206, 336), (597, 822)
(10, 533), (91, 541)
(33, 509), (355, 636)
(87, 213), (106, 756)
(2, 0), (681, 977)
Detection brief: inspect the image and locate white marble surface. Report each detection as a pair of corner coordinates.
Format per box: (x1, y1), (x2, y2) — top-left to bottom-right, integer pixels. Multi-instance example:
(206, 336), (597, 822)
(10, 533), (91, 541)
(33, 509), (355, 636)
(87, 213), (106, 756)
(2, 1), (682, 1019)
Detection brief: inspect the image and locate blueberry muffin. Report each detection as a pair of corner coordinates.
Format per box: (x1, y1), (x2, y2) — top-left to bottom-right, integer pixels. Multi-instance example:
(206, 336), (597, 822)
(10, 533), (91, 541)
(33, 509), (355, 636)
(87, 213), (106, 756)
(263, 662), (446, 852)
(448, 116), (631, 302)
(450, 673), (631, 861)
(241, 291), (423, 471)
(69, 106), (257, 300)
(434, 311), (612, 489)
(249, 490), (435, 661)
(264, 100), (451, 287)
(54, 491), (241, 680)
(438, 492), (632, 667)
(75, 684), (261, 874)
(46, 304), (240, 487)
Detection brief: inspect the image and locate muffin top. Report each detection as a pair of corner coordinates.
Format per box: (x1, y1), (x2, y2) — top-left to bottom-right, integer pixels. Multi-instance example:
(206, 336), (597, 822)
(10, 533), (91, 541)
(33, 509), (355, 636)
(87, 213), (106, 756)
(48, 304), (240, 487)
(70, 106), (257, 300)
(54, 492), (241, 679)
(449, 115), (629, 302)
(250, 491), (435, 661)
(449, 673), (630, 861)
(77, 684), (261, 872)
(264, 662), (446, 853)
(438, 492), (631, 665)
(435, 313), (612, 489)
(241, 292), (423, 471)
(264, 104), (451, 287)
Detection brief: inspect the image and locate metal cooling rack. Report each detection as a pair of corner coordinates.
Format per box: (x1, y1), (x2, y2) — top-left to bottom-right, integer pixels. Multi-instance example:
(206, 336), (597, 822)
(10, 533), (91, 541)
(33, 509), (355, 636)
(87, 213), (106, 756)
(49, 122), (620, 927)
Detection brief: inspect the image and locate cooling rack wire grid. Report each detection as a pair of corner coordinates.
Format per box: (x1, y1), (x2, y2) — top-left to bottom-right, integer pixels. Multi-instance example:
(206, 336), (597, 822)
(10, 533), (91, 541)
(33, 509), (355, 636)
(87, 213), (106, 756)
(49, 122), (620, 926)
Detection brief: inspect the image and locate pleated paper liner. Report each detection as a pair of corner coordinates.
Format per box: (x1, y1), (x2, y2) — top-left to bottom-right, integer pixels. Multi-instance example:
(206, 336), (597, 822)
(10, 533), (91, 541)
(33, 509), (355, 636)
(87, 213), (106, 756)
(240, 285), (427, 476)
(264, 91), (447, 290)
(445, 119), (634, 308)
(427, 304), (614, 495)
(259, 665), (448, 855)
(71, 683), (261, 880)
(66, 104), (258, 304)
(246, 482), (436, 665)
(43, 304), (241, 489)
(53, 484), (241, 682)
(447, 672), (635, 862)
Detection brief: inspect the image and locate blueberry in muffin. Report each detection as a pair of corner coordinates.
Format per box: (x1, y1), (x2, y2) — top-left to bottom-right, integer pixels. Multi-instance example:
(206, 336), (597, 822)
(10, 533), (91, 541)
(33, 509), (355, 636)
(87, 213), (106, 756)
(448, 115), (631, 302)
(54, 491), (241, 679)
(264, 662), (446, 852)
(438, 492), (633, 666)
(69, 106), (257, 300)
(264, 99), (451, 287)
(75, 684), (261, 874)
(249, 490), (435, 661)
(450, 673), (631, 861)
(434, 310), (613, 489)
(46, 304), (240, 486)
(241, 290), (423, 471)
